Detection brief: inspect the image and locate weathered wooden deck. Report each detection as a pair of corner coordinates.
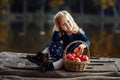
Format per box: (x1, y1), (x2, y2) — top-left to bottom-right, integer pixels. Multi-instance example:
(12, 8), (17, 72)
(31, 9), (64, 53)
(0, 52), (120, 80)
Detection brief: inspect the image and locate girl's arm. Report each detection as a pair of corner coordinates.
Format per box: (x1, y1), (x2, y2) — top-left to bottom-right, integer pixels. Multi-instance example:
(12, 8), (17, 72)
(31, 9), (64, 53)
(77, 33), (90, 53)
(79, 34), (90, 47)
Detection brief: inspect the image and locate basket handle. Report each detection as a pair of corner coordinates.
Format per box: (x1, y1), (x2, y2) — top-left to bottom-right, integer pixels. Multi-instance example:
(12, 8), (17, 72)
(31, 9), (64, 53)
(63, 40), (90, 59)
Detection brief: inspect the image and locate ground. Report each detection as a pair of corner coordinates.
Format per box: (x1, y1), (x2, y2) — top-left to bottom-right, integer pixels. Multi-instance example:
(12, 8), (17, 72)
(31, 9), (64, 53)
(0, 51), (120, 80)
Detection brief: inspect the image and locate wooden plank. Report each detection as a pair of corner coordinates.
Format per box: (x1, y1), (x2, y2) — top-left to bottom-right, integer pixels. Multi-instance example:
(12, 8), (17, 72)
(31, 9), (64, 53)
(0, 52), (120, 79)
(0, 69), (120, 78)
(85, 58), (119, 71)
(0, 75), (120, 80)
(0, 52), (38, 68)
(114, 58), (120, 71)
(0, 52), (119, 72)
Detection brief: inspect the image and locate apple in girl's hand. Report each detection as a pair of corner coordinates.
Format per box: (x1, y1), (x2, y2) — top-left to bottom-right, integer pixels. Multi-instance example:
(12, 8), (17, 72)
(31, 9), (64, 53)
(66, 54), (74, 60)
(74, 47), (80, 53)
(74, 47), (82, 56)
(74, 52), (80, 57)
(74, 57), (81, 62)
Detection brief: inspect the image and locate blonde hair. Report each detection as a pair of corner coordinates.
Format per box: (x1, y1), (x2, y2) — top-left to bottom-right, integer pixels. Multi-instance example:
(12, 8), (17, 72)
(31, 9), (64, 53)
(53, 10), (85, 35)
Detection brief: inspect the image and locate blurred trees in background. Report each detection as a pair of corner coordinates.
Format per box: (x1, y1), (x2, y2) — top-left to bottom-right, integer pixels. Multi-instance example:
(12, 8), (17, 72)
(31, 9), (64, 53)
(0, 0), (120, 57)
(93, 0), (116, 9)
(0, 0), (9, 50)
(90, 30), (113, 57)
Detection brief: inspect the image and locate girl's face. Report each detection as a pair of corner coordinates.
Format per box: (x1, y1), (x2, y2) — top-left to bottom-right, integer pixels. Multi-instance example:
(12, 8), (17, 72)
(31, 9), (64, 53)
(60, 15), (73, 32)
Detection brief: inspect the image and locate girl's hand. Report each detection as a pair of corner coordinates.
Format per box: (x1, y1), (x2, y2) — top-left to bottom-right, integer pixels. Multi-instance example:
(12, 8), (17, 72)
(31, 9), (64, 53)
(54, 26), (59, 31)
(79, 43), (87, 53)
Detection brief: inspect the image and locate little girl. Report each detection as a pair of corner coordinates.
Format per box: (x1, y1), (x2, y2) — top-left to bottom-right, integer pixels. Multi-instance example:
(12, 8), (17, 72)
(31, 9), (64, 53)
(26, 10), (90, 72)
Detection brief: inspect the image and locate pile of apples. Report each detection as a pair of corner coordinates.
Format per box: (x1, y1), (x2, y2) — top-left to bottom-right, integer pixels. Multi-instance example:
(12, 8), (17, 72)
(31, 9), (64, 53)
(66, 47), (89, 62)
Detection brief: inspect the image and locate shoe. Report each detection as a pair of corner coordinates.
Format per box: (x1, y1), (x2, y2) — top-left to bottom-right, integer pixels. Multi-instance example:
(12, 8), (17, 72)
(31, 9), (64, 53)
(26, 53), (49, 66)
(26, 55), (42, 66)
(36, 53), (53, 72)
(36, 52), (49, 64)
(39, 61), (54, 72)
(40, 53), (49, 64)
(39, 63), (46, 72)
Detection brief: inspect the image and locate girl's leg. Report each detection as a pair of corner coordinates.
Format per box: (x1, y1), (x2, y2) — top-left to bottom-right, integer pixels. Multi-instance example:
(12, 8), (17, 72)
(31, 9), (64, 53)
(36, 47), (50, 60)
(40, 58), (63, 72)
(53, 58), (63, 70)
(42, 47), (50, 54)
(26, 47), (50, 65)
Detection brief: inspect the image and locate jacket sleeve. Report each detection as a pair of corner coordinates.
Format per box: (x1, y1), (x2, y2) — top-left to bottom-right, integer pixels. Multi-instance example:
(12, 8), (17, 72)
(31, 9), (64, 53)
(79, 34), (90, 47)
(52, 31), (61, 42)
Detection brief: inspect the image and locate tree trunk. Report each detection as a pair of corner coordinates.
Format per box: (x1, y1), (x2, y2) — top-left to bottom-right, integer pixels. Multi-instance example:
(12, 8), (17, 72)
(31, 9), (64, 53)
(113, 6), (119, 30)
(100, 7), (105, 30)
(23, 0), (27, 35)
(80, 0), (84, 14)
(39, 0), (46, 35)
(6, 3), (11, 47)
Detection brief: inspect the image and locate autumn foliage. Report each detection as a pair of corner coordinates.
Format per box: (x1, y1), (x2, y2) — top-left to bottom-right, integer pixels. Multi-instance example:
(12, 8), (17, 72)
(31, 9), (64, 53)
(90, 30), (114, 57)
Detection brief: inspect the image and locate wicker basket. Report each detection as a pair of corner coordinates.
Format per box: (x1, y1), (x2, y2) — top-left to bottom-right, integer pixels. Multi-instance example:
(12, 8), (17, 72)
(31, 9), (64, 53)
(63, 40), (90, 72)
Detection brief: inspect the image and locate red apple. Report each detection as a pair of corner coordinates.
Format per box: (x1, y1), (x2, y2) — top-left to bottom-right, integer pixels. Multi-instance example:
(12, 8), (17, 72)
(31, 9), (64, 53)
(74, 52), (80, 57)
(83, 55), (89, 61)
(71, 53), (76, 57)
(77, 55), (82, 58)
(74, 57), (81, 62)
(66, 54), (74, 60)
(78, 55), (89, 61)
(74, 47), (82, 56)
(74, 47), (79, 53)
